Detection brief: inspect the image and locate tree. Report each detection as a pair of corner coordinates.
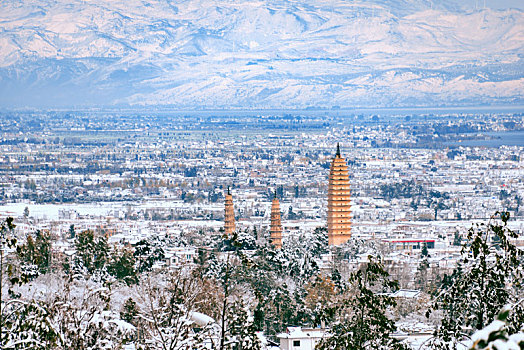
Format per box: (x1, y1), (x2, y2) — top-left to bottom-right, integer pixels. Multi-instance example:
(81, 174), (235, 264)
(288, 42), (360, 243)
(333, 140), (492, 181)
(73, 230), (109, 275)
(380, 180), (424, 200)
(1, 299), (58, 349)
(414, 258), (430, 292)
(224, 299), (262, 350)
(431, 199), (448, 220)
(421, 242), (429, 257)
(470, 305), (524, 350)
(46, 279), (135, 349)
(277, 228), (328, 284)
(453, 232), (461, 246)
(304, 275), (337, 327)
(316, 256), (408, 350)
(69, 225), (75, 239)
(107, 247), (137, 285)
(23, 207), (29, 219)
(217, 230), (257, 252)
(16, 230), (52, 276)
(137, 272), (213, 350)
(427, 191), (449, 220)
(1, 217), (17, 347)
(204, 233), (272, 346)
(134, 239), (165, 273)
(120, 298), (139, 326)
(288, 206), (297, 220)
(1, 219), (59, 349)
(426, 212), (523, 349)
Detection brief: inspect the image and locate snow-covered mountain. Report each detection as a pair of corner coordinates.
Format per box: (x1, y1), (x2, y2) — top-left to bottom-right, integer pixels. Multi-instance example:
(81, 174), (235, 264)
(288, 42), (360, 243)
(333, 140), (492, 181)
(0, 0), (523, 109)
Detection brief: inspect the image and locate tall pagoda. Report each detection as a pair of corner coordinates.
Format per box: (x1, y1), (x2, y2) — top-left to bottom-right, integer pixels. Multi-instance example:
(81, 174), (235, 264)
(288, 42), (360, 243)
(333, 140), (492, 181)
(327, 143), (352, 245)
(270, 192), (283, 249)
(224, 187), (235, 235)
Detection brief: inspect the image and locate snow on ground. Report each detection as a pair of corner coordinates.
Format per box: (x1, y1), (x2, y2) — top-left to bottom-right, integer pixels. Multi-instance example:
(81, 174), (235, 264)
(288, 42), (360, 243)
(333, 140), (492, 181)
(1, 0), (522, 108)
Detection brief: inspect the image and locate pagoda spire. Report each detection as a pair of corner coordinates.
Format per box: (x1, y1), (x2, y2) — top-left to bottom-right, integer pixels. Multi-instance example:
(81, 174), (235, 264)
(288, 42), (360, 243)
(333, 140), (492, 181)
(336, 142), (341, 157)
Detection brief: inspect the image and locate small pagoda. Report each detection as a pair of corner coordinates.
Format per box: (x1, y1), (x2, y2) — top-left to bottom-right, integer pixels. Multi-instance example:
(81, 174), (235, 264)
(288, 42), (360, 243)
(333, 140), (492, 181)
(270, 192), (283, 249)
(224, 187), (235, 235)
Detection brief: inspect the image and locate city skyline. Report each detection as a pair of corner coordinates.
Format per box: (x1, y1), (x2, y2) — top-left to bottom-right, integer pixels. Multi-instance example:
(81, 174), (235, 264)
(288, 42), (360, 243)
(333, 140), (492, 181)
(0, 0), (523, 349)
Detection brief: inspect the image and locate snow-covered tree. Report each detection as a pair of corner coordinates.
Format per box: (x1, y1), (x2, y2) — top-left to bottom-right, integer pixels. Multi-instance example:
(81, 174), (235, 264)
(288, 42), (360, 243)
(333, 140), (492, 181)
(427, 212), (523, 349)
(133, 238), (165, 273)
(120, 298), (139, 326)
(107, 247), (137, 285)
(470, 305), (524, 350)
(16, 230), (52, 277)
(1, 299), (58, 349)
(278, 227), (328, 283)
(70, 230), (109, 275)
(1, 218), (57, 349)
(46, 279), (136, 350)
(223, 299), (261, 350)
(137, 272), (214, 350)
(414, 256), (431, 292)
(316, 256), (408, 350)
(304, 274), (338, 327)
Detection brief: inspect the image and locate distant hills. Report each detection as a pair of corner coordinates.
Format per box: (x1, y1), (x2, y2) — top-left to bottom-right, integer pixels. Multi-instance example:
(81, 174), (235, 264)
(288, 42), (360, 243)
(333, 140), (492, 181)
(0, 0), (523, 109)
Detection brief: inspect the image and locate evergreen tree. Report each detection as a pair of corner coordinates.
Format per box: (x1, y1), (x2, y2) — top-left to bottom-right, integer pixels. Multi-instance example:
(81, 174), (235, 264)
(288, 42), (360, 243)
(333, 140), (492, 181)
(107, 247), (137, 285)
(452, 231), (461, 246)
(225, 299), (262, 350)
(205, 232), (286, 344)
(17, 230), (52, 276)
(427, 211), (523, 349)
(133, 238), (165, 273)
(316, 256), (408, 350)
(421, 242), (429, 257)
(120, 298), (139, 326)
(414, 258), (430, 291)
(1, 219), (59, 349)
(74, 230), (109, 274)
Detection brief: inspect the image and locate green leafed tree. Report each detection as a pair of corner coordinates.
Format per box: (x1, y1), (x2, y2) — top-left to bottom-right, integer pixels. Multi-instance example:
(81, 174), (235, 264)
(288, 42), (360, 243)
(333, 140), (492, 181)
(1, 218), (60, 349)
(69, 224), (75, 239)
(470, 305), (524, 350)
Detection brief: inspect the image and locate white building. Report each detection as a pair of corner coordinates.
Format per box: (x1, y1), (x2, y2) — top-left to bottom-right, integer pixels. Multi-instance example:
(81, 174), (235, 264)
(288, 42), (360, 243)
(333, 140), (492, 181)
(277, 327), (326, 350)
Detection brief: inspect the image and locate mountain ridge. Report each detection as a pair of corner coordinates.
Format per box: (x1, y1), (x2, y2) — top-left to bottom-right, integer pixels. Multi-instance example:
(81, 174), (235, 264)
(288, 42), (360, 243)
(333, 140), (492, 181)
(0, 0), (522, 109)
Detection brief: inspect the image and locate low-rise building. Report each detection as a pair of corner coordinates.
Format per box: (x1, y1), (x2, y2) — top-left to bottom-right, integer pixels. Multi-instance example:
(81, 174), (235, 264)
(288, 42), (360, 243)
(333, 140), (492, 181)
(277, 327), (326, 350)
